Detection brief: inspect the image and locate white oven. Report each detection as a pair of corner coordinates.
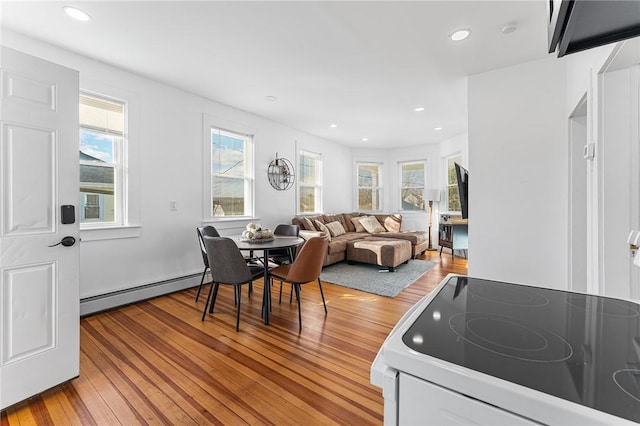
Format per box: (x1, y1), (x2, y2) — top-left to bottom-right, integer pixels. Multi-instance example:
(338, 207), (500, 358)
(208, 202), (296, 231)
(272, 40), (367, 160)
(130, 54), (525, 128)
(371, 274), (640, 425)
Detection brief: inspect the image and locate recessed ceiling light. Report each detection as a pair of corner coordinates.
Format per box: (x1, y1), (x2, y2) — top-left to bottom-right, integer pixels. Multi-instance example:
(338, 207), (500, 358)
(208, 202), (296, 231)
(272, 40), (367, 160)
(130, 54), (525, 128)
(501, 23), (518, 35)
(63, 6), (91, 22)
(265, 95), (277, 101)
(329, 124), (337, 128)
(449, 29), (471, 41)
(362, 138), (369, 142)
(434, 127), (443, 131)
(414, 107), (425, 112)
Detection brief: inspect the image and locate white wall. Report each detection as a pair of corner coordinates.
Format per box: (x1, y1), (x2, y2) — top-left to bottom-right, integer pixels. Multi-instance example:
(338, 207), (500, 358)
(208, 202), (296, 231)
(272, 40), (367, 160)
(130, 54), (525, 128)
(468, 56), (568, 289)
(2, 31), (352, 300)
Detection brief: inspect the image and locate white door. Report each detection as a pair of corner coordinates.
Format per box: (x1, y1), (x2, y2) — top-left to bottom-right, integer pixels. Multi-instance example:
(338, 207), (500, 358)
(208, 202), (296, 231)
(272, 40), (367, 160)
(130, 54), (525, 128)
(0, 47), (80, 409)
(599, 62), (640, 301)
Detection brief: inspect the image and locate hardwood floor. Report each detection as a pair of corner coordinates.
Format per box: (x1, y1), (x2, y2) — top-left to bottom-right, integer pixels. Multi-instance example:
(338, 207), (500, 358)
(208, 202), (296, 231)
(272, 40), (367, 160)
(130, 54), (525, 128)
(1, 250), (467, 425)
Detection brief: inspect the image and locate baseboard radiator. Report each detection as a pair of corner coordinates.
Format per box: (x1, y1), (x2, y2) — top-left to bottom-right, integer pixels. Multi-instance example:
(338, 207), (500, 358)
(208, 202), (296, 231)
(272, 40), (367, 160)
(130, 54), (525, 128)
(80, 273), (202, 317)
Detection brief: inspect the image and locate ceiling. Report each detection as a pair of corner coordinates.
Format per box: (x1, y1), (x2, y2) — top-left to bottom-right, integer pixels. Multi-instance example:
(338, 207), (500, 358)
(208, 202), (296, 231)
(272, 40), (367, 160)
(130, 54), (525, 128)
(1, 1), (551, 148)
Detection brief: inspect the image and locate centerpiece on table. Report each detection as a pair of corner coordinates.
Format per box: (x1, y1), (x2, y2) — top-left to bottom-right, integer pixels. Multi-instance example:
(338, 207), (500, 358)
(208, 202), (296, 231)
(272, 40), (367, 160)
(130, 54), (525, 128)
(241, 223), (274, 243)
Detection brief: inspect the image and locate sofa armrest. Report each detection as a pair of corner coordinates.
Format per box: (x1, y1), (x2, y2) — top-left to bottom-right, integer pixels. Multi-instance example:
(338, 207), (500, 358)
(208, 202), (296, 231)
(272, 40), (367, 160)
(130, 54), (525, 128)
(299, 230), (327, 240)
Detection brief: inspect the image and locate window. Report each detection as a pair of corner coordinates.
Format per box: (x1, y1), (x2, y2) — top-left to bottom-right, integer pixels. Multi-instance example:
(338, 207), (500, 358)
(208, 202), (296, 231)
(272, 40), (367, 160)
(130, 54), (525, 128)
(357, 162), (382, 211)
(298, 150), (322, 214)
(399, 161), (426, 211)
(79, 93), (125, 225)
(446, 154), (462, 212)
(209, 127), (253, 218)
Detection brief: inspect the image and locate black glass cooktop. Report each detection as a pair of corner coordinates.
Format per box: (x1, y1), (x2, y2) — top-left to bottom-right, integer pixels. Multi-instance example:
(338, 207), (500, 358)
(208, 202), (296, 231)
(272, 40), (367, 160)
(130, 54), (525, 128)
(402, 276), (640, 423)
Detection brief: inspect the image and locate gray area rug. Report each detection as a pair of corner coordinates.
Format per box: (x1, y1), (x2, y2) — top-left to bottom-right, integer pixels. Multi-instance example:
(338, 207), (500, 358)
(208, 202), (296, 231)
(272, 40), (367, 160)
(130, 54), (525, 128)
(319, 260), (436, 297)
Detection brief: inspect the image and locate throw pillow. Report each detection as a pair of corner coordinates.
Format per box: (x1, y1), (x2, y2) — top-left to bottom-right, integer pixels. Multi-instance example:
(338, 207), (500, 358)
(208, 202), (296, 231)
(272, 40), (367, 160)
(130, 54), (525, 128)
(351, 217), (366, 232)
(302, 217), (316, 231)
(325, 221), (346, 237)
(360, 216), (386, 234)
(383, 214), (402, 233)
(360, 216), (385, 234)
(314, 220), (331, 241)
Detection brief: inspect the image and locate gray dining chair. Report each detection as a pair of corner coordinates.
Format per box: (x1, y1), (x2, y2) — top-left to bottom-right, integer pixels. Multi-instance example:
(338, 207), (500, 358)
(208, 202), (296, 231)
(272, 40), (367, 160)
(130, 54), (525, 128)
(268, 224), (300, 265)
(201, 236), (264, 331)
(195, 226), (220, 302)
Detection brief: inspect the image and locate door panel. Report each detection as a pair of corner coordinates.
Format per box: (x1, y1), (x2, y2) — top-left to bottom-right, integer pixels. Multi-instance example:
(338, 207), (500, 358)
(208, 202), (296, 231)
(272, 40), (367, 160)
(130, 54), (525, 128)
(2, 123), (55, 234)
(2, 263), (55, 363)
(0, 47), (79, 409)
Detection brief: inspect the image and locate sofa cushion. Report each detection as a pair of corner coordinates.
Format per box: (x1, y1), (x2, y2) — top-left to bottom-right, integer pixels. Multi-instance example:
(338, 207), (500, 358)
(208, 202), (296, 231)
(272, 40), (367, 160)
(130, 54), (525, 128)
(314, 220), (331, 240)
(302, 217), (316, 231)
(360, 215), (386, 233)
(350, 216), (366, 232)
(340, 212), (361, 233)
(325, 221), (346, 237)
(383, 214), (402, 233)
(327, 233), (363, 254)
(375, 231), (426, 245)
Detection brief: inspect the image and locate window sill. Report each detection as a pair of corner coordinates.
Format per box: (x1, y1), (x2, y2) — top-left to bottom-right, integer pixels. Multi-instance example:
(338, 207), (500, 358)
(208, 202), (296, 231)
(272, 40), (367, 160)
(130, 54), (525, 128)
(80, 225), (142, 242)
(202, 218), (261, 231)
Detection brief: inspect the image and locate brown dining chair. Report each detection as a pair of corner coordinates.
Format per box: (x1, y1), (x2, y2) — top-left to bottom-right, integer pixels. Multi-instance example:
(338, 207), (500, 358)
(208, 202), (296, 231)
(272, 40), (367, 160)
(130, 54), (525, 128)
(201, 236), (263, 331)
(268, 236), (329, 331)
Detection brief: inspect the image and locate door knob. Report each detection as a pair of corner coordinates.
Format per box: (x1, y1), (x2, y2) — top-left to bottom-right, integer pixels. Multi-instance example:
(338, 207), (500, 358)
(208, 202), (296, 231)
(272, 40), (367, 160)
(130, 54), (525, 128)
(48, 236), (76, 247)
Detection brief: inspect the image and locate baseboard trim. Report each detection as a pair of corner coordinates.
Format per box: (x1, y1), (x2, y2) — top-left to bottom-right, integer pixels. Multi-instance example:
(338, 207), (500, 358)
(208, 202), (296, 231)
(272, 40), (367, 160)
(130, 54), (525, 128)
(80, 274), (202, 317)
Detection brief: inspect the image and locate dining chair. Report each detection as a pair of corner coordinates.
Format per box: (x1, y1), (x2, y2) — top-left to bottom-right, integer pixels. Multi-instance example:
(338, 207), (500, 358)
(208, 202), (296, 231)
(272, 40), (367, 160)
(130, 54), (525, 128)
(201, 236), (264, 331)
(268, 224), (300, 265)
(268, 236), (329, 331)
(195, 225), (220, 302)
(196, 225), (256, 303)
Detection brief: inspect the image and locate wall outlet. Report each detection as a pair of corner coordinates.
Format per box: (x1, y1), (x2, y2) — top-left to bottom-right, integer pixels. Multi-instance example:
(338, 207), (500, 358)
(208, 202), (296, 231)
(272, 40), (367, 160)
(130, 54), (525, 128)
(170, 201), (177, 211)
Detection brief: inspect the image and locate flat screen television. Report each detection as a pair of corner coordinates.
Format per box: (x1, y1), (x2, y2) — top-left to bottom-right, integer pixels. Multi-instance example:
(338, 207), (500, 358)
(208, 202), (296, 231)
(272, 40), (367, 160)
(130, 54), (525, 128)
(454, 163), (468, 219)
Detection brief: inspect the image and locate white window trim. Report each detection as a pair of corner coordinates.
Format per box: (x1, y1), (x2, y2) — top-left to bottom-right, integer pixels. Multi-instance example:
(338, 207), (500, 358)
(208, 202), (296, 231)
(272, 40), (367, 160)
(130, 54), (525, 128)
(296, 148), (323, 215)
(79, 83), (140, 242)
(444, 153), (463, 215)
(398, 159), (427, 212)
(202, 114), (256, 222)
(355, 161), (383, 212)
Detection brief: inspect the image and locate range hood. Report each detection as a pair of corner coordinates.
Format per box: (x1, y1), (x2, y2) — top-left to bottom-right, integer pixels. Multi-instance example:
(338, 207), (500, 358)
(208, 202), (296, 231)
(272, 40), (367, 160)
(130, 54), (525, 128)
(548, 0), (640, 57)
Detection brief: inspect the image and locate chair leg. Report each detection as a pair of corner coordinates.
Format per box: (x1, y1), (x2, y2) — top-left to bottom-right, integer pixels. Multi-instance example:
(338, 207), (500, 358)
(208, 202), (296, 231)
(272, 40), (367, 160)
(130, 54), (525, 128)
(279, 280), (283, 304)
(201, 280), (216, 321)
(209, 282), (220, 314)
(195, 267), (208, 302)
(318, 278), (327, 314)
(235, 286), (242, 331)
(249, 281), (253, 296)
(293, 283), (302, 331)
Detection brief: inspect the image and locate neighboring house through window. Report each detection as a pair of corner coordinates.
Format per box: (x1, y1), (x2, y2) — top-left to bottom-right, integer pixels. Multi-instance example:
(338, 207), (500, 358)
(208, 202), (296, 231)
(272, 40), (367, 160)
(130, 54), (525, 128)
(357, 162), (382, 211)
(446, 154), (462, 212)
(79, 92), (125, 224)
(399, 160), (426, 211)
(209, 127), (254, 218)
(298, 150), (322, 214)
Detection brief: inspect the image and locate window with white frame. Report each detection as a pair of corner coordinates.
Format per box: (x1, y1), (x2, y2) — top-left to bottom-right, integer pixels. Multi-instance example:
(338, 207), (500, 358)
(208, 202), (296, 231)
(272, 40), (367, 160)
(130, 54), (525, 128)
(446, 154), (462, 212)
(357, 162), (382, 211)
(399, 160), (426, 211)
(209, 127), (254, 218)
(79, 92), (126, 225)
(298, 150), (322, 214)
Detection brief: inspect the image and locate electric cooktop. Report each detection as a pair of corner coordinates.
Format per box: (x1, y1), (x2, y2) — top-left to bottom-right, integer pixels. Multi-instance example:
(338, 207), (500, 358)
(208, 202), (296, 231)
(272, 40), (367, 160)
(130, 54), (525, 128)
(402, 276), (640, 423)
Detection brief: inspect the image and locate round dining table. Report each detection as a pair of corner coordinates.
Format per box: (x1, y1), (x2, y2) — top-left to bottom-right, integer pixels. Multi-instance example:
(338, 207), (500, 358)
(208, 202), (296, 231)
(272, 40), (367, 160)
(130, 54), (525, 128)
(231, 235), (304, 325)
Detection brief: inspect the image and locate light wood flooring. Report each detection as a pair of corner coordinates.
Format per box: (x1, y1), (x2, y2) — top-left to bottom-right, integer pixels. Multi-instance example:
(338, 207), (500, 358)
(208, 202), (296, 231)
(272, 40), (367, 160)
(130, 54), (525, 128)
(1, 250), (467, 425)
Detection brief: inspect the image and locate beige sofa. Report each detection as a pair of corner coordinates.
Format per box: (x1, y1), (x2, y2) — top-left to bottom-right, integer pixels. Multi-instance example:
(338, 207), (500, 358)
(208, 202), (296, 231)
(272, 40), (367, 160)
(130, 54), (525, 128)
(291, 212), (429, 267)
